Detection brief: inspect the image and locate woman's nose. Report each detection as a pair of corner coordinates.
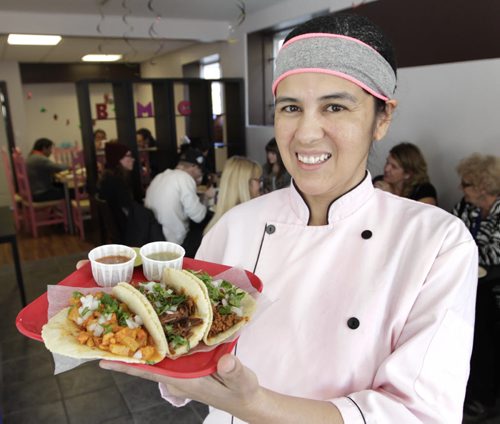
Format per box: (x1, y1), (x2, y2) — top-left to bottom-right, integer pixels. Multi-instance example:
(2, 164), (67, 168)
(295, 113), (324, 144)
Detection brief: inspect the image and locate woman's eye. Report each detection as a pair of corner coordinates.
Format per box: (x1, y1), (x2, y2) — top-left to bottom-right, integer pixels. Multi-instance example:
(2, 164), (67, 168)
(281, 105), (300, 113)
(326, 104), (345, 112)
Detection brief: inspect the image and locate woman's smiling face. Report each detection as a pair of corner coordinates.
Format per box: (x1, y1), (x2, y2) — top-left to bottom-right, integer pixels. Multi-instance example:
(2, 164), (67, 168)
(274, 72), (395, 204)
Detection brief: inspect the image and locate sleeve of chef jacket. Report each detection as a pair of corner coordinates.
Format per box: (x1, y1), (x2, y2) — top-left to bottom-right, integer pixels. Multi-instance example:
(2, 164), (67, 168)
(331, 227), (478, 423)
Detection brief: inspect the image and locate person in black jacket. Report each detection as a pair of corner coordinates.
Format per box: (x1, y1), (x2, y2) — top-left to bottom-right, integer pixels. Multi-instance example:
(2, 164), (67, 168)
(98, 141), (163, 245)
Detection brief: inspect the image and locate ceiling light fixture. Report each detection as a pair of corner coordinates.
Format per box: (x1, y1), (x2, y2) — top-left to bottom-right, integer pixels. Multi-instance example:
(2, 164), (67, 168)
(82, 54), (122, 62)
(7, 34), (62, 46)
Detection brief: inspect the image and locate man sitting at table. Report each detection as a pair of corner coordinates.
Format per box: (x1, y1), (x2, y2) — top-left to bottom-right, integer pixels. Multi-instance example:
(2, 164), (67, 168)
(26, 138), (68, 201)
(145, 148), (215, 256)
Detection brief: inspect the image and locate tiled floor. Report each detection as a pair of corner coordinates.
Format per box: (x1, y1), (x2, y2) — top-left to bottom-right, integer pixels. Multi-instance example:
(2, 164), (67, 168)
(1, 252), (208, 424)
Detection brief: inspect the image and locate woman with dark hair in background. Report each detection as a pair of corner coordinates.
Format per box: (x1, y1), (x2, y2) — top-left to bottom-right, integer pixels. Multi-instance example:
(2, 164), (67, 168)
(136, 127), (159, 178)
(262, 137), (291, 193)
(26, 137), (68, 201)
(98, 141), (162, 245)
(374, 142), (437, 204)
(101, 13), (476, 423)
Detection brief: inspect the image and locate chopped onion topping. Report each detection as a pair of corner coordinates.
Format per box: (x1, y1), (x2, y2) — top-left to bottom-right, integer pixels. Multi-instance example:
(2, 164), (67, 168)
(230, 306), (243, 317)
(134, 315), (143, 326)
(126, 317), (140, 329)
(133, 350), (143, 359)
(140, 282), (157, 293)
(80, 294), (100, 311)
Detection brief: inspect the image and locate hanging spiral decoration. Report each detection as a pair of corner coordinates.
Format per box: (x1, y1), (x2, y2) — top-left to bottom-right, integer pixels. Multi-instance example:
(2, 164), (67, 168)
(121, 0), (138, 62)
(145, 0), (166, 65)
(228, 0), (246, 43)
(96, 0), (111, 54)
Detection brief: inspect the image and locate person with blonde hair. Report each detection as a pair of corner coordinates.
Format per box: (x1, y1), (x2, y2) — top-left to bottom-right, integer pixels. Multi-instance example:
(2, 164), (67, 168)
(204, 156), (262, 235)
(374, 142), (437, 205)
(453, 154), (500, 419)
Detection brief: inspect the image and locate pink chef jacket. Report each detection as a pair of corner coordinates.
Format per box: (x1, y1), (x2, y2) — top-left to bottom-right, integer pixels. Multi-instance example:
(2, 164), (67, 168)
(174, 174), (478, 423)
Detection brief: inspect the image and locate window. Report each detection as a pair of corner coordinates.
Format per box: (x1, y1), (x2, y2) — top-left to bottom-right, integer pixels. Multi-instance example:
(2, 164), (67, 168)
(200, 55), (223, 115)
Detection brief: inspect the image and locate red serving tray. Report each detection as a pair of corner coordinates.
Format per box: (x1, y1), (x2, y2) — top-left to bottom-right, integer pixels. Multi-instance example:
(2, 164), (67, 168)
(15, 257), (263, 378)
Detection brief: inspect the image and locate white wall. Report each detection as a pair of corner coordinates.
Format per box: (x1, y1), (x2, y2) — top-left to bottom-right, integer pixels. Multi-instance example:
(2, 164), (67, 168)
(0, 61), (27, 206)
(23, 83), (81, 148)
(368, 58), (500, 211)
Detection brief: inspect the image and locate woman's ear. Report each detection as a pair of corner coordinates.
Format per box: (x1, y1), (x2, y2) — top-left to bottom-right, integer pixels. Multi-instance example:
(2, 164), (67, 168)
(374, 99), (398, 141)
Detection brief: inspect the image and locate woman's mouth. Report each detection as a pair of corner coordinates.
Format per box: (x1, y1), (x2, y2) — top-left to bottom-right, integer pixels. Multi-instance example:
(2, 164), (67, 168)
(297, 153), (332, 165)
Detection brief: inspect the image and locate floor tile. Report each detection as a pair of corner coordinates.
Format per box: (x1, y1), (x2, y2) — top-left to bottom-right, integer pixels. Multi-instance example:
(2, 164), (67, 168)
(64, 386), (129, 424)
(117, 378), (165, 412)
(189, 401), (209, 421)
(2, 374), (61, 413)
(57, 361), (116, 398)
(2, 350), (55, 384)
(0, 333), (45, 362)
(3, 400), (67, 424)
(103, 413), (134, 424)
(134, 402), (205, 424)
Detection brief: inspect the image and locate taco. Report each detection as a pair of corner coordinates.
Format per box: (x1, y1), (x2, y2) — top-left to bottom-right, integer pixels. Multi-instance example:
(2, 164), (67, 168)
(125, 270), (211, 358)
(41, 286), (168, 364)
(183, 269), (257, 346)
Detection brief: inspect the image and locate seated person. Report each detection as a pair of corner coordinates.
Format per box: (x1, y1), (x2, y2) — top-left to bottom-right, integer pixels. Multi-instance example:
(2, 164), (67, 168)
(204, 156), (262, 235)
(145, 148), (215, 256)
(373, 142), (437, 205)
(262, 138), (291, 193)
(452, 153), (500, 419)
(94, 129), (107, 150)
(453, 153), (500, 267)
(98, 142), (162, 245)
(26, 138), (68, 201)
(136, 128), (159, 178)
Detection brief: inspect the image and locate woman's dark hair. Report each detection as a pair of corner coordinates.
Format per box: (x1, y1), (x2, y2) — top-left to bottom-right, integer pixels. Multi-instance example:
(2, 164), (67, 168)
(136, 128), (155, 143)
(284, 13), (397, 75)
(265, 138), (287, 178)
(32, 138), (54, 152)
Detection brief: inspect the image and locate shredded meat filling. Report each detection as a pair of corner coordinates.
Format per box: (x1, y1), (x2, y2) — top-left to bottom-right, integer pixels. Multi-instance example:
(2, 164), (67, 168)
(208, 305), (244, 338)
(159, 296), (202, 339)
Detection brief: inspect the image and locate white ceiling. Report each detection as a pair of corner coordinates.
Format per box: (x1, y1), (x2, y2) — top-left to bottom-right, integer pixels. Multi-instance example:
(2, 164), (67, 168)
(0, 0), (288, 63)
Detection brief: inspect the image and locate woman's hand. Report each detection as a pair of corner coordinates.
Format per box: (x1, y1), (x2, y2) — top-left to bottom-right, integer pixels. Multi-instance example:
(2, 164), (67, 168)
(100, 354), (262, 420)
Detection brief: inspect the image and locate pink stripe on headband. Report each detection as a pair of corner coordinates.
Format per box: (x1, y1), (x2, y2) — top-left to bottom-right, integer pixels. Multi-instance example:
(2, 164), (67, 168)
(281, 33), (383, 57)
(272, 68), (390, 101)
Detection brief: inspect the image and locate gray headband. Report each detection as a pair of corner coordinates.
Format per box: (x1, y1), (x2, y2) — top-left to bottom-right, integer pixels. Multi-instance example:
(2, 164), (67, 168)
(272, 33), (396, 100)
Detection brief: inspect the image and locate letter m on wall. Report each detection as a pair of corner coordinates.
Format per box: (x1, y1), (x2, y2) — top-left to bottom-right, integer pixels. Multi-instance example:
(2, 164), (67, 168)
(136, 102), (154, 118)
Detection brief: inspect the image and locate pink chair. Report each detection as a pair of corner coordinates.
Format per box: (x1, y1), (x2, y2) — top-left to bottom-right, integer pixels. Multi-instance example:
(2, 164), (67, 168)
(11, 150), (68, 237)
(1, 147), (23, 230)
(70, 151), (91, 240)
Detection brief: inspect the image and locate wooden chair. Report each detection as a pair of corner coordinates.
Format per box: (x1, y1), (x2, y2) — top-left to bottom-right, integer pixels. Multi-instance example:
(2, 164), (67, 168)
(70, 151), (91, 240)
(1, 147), (23, 230)
(11, 150), (68, 237)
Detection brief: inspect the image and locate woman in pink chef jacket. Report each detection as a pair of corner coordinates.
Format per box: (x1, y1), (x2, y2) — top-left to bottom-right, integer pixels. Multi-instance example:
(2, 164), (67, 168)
(101, 13), (478, 423)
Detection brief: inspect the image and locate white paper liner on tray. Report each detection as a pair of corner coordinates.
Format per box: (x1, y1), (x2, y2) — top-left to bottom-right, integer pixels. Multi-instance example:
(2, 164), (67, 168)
(45, 267), (271, 376)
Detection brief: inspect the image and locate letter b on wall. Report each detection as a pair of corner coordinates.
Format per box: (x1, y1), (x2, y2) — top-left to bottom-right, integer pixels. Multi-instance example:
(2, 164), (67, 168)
(96, 103), (108, 119)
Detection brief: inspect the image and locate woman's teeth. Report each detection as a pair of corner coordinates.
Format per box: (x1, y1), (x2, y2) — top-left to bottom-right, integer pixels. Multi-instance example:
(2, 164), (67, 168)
(297, 153), (331, 164)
